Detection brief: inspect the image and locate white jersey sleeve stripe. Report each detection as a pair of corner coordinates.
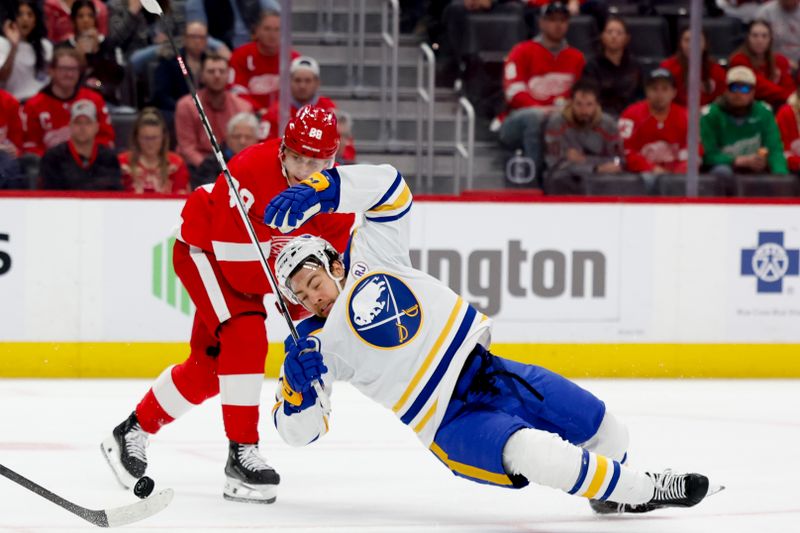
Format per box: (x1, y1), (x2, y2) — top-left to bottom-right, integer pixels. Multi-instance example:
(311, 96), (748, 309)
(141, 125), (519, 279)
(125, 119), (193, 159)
(393, 297), (464, 413)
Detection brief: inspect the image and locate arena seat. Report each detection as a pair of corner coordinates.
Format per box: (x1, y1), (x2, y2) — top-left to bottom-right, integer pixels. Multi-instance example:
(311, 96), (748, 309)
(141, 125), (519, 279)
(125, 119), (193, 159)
(656, 174), (725, 196)
(735, 175), (800, 198)
(677, 16), (744, 61)
(624, 16), (671, 63)
(585, 174), (648, 196)
(565, 16), (599, 56)
(110, 112), (139, 152)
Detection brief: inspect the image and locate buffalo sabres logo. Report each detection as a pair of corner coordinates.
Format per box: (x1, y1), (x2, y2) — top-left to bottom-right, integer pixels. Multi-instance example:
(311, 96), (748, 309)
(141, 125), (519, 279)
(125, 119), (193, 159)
(347, 273), (422, 349)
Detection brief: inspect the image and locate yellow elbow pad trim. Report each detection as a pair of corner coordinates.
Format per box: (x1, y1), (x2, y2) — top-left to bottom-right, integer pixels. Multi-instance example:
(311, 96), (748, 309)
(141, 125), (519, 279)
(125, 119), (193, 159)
(281, 378), (304, 406)
(300, 172), (330, 192)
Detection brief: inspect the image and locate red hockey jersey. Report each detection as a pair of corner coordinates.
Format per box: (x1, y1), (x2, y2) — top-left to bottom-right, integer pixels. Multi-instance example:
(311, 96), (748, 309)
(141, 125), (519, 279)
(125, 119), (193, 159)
(21, 86), (114, 156)
(503, 39), (585, 111)
(229, 43), (300, 113)
(618, 100), (689, 173)
(177, 137), (355, 296)
(775, 97), (800, 172)
(0, 89), (23, 155)
(660, 56), (726, 108)
(728, 52), (795, 110)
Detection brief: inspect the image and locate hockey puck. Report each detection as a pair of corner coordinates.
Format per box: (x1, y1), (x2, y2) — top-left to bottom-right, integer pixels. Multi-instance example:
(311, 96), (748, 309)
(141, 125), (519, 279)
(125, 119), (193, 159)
(133, 476), (155, 499)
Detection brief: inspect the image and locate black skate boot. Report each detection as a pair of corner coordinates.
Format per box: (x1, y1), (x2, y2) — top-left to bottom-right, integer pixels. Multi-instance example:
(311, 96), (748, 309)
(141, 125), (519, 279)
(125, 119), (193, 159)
(101, 412), (149, 489)
(223, 441), (280, 504)
(590, 470), (719, 514)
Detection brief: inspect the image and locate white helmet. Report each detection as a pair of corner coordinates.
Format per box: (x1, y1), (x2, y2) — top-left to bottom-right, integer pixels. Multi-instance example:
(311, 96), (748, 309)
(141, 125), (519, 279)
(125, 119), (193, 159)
(275, 234), (341, 304)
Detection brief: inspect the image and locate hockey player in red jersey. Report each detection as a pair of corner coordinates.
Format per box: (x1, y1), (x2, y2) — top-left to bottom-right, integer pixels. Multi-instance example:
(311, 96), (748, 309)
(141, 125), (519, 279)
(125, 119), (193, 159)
(101, 106), (354, 504)
(618, 68), (690, 175)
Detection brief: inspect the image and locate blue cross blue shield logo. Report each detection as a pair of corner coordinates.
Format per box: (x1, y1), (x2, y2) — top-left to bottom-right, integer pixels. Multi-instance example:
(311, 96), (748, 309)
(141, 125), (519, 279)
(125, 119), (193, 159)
(347, 273), (422, 349)
(741, 231), (799, 293)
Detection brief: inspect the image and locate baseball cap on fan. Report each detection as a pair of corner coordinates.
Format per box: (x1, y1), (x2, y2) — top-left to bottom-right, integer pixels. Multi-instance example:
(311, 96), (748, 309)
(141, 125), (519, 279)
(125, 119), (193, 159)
(542, 1), (570, 17)
(70, 99), (97, 122)
(726, 66), (756, 86)
(290, 56), (320, 77)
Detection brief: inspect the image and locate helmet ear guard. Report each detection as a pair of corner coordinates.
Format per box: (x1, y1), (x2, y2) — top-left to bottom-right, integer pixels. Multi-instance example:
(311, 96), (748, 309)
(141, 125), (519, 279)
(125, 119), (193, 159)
(275, 234), (341, 305)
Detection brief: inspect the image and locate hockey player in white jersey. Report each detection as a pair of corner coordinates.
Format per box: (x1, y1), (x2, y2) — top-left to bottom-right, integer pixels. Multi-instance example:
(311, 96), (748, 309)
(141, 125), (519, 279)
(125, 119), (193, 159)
(263, 164), (721, 513)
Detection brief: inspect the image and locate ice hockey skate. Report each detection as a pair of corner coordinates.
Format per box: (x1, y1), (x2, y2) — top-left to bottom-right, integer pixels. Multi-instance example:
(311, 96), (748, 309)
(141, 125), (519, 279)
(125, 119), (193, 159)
(590, 470), (724, 514)
(101, 412), (149, 489)
(223, 441), (280, 504)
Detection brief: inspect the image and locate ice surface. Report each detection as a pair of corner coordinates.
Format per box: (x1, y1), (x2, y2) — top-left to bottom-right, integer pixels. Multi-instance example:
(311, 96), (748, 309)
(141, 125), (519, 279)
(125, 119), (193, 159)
(1, 378), (798, 533)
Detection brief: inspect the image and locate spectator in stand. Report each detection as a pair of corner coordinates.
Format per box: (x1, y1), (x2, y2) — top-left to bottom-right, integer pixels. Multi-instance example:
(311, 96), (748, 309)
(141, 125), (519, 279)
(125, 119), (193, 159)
(57, 0), (126, 106)
(152, 22), (216, 115)
(230, 10), (299, 115)
(0, 87), (25, 189)
(22, 47), (114, 157)
(497, 1), (585, 173)
(774, 76), (800, 172)
(40, 99), (122, 190)
(661, 28), (726, 108)
(618, 69), (689, 179)
(44, 0), (108, 44)
(185, 0), (281, 49)
(580, 16), (642, 118)
(335, 109), (357, 164)
(0, 88), (23, 156)
(543, 79), (623, 194)
(175, 53), (252, 174)
(701, 66), (788, 193)
(527, 0), (608, 29)
(119, 107), (190, 194)
(717, 0), (770, 22)
(193, 111), (260, 188)
(261, 56), (335, 139)
(729, 20), (795, 110)
(756, 0), (800, 66)
(0, 0), (53, 102)
(108, 1), (230, 77)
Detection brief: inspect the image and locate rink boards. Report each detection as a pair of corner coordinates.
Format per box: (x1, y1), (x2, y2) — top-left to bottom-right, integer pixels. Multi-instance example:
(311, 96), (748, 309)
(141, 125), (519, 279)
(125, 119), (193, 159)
(1, 194), (799, 377)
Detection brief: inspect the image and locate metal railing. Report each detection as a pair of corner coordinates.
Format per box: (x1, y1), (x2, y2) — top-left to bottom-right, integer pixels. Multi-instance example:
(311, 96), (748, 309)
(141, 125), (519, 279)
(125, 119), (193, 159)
(453, 97), (475, 195)
(379, 0), (399, 147)
(346, 0), (368, 95)
(317, 0), (337, 43)
(415, 43), (435, 191)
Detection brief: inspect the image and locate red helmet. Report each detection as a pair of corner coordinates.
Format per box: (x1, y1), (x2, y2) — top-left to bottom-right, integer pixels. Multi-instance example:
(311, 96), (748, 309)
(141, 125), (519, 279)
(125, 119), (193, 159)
(283, 105), (340, 159)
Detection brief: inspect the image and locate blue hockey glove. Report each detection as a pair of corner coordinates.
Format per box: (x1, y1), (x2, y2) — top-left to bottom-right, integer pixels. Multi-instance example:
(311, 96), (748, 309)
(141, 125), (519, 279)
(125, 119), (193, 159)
(264, 172), (339, 233)
(283, 336), (328, 394)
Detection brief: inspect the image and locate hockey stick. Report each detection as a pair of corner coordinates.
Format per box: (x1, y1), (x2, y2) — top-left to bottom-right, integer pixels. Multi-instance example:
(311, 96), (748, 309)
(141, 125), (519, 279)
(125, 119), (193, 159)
(139, 0), (329, 408)
(0, 463), (173, 528)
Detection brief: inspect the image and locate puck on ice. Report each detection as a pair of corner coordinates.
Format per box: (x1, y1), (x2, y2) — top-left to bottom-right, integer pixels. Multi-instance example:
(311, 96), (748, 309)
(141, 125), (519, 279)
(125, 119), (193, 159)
(133, 476), (155, 499)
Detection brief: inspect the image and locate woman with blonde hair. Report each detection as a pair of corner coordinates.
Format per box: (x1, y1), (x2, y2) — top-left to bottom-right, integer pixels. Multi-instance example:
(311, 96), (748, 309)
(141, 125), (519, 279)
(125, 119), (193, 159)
(119, 107), (189, 194)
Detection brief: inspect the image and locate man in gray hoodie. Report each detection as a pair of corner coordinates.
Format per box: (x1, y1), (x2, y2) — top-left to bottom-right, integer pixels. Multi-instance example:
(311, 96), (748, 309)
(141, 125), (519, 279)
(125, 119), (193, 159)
(544, 79), (623, 194)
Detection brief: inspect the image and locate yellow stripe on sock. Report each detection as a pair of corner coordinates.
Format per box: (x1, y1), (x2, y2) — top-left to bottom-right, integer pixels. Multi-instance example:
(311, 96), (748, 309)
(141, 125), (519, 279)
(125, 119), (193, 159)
(582, 455), (609, 499)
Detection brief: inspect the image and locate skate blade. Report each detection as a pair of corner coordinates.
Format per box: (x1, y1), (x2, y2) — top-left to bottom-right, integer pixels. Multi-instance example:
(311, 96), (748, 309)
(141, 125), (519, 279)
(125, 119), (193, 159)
(100, 438), (138, 490)
(707, 483), (726, 498)
(223, 479), (277, 504)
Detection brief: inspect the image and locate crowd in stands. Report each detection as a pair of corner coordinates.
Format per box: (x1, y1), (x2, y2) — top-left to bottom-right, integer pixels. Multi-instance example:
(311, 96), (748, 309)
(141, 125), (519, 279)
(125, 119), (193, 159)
(428, 0), (800, 195)
(0, 0), (355, 192)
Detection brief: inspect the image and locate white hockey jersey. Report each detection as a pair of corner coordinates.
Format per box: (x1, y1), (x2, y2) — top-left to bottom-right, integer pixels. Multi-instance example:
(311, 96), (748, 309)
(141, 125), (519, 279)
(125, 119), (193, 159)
(273, 164), (492, 447)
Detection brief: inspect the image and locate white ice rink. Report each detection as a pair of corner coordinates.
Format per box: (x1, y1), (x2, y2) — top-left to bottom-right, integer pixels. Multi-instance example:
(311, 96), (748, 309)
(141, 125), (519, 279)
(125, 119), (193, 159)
(1, 378), (798, 533)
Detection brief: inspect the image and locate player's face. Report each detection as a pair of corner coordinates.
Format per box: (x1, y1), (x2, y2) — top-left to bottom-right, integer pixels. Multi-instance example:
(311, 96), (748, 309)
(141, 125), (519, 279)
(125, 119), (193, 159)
(645, 80), (676, 112)
(282, 146), (332, 186)
(289, 261), (345, 317)
(290, 71), (320, 104)
(255, 15), (281, 53)
(16, 4), (36, 38)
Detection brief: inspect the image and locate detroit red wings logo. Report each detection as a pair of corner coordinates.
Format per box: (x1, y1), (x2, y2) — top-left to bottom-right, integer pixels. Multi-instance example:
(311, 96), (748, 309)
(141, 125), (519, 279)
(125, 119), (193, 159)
(528, 73), (575, 101)
(641, 141), (679, 164)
